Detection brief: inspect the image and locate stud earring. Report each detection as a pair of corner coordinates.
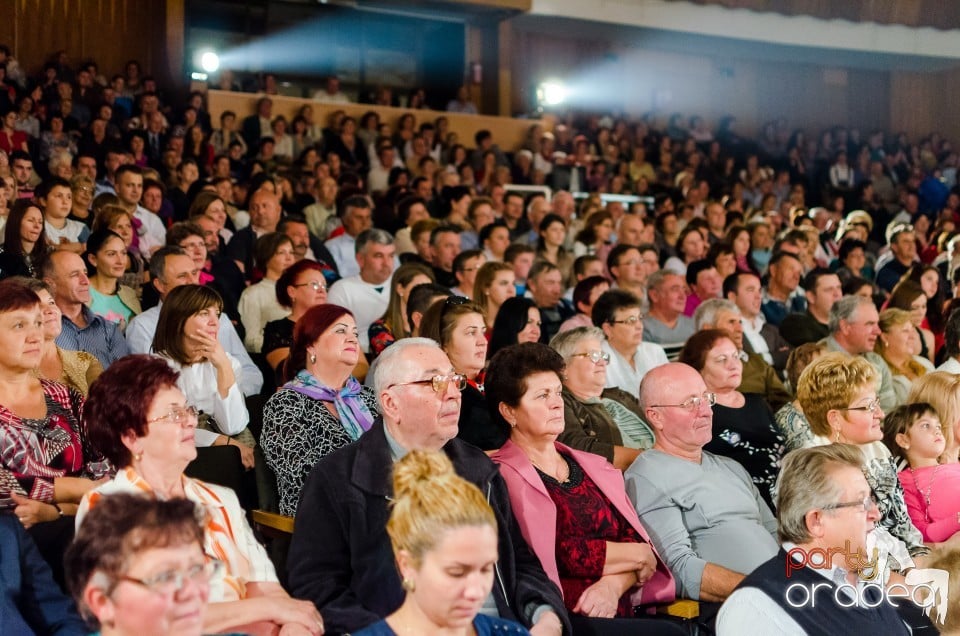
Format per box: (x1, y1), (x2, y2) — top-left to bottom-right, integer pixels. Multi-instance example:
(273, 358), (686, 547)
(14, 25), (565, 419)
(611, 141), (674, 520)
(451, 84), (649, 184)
(402, 578), (416, 592)
(309, 353), (317, 364)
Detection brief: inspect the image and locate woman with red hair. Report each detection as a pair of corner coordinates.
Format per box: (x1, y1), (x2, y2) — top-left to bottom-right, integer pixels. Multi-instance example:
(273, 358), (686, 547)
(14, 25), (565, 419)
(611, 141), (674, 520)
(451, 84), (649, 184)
(261, 304), (380, 516)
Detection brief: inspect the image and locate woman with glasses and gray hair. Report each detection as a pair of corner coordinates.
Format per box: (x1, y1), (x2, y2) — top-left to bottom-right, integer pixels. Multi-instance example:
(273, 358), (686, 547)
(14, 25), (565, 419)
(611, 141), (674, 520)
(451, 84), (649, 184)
(796, 352), (928, 559)
(679, 329), (784, 512)
(550, 327), (653, 471)
(79, 354), (324, 635)
(488, 343), (680, 635)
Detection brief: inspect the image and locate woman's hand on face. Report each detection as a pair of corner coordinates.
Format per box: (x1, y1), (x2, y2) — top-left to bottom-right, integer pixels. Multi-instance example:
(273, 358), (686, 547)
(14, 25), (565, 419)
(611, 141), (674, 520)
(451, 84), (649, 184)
(192, 330), (228, 367)
(10, 493), (58, 528)
(572, 577), (621, 618)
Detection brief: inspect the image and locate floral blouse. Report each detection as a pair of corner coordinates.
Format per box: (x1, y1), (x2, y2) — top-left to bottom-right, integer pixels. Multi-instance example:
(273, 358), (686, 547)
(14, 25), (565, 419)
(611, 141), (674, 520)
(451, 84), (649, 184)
(367, 318), (396, 358)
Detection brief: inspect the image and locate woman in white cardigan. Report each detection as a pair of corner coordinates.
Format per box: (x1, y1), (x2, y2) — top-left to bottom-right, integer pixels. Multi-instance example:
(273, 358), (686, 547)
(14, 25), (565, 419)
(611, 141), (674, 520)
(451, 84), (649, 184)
(238, 232), (295, 353)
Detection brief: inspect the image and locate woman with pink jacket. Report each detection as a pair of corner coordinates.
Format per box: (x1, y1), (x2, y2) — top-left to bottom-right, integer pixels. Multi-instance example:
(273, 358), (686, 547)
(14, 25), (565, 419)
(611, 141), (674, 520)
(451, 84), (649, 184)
(486, 343), (681, 636)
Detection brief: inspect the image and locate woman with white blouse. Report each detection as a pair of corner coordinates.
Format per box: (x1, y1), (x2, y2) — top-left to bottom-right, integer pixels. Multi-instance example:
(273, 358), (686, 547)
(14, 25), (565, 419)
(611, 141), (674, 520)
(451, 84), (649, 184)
(238, 232), (295, 353)
(152, 284), (254, 468)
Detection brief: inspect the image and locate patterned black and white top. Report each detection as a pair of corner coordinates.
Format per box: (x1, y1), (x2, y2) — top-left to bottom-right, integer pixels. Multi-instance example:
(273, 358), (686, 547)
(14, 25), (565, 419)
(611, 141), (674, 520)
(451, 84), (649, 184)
(261, 385), (380, 516)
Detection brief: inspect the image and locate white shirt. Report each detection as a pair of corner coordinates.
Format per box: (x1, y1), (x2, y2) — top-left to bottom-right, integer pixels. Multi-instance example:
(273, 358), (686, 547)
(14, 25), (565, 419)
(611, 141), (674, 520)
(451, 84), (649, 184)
(134, 205), (166, 258)
(44, 218), (88, 244)
(602, 340), (668, 398)
(936, 357), (960, 374)
(741, 313), (774, 366)
(126, 302), (263, 396)
(324, 233), (359, 278)
(238, 278), (290, 353)
(159, 353), (249, 447)
(327, 274), (391, 353)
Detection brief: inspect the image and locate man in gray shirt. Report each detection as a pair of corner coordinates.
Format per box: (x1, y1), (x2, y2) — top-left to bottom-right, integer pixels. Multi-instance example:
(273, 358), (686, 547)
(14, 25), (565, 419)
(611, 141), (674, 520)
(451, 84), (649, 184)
(625, 363), (779, 602)
(642, 270), (695, 346)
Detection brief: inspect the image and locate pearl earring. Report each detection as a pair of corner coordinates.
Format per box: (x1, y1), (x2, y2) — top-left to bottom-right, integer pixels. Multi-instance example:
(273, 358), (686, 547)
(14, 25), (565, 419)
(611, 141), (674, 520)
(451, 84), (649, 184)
(309, 353), (317, 364)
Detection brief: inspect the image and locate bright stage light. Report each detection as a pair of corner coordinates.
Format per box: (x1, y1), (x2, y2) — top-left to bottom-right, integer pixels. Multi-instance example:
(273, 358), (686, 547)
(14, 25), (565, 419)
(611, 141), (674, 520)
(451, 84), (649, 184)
(200, 50), (220, 73)
(538, 81), (567, 107)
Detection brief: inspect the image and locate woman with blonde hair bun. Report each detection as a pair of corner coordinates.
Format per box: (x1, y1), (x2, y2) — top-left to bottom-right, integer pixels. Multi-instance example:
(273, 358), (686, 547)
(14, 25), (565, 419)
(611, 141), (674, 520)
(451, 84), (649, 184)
(908, 371), (960, 464)
(354, 450), (528, 635)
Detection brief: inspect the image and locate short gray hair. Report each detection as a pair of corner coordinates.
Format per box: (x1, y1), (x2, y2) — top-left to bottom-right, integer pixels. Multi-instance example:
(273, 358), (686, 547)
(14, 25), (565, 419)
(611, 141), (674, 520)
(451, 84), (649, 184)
(693, 299), (740, 331)
(776, 444), (863, 544)
(646, 269), (680, 295)
(373, 337), (441, 401)
(828, 294), (872, 333)
(355, 228), (394, 255)
(549, 326), (605, 359)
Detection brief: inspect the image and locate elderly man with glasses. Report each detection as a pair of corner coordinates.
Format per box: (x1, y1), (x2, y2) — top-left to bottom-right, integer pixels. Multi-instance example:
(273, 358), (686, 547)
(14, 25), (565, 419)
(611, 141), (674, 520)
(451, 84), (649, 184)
(288, 338), (569, 636)
(716, 444), (913, 635)
(624, 363), (779, 612)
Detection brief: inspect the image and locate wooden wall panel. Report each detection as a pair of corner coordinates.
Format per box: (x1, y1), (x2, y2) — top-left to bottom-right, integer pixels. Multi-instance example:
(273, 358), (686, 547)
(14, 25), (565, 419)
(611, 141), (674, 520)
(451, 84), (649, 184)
(684, 0), (960, 29)
(0, 0), (174, 86)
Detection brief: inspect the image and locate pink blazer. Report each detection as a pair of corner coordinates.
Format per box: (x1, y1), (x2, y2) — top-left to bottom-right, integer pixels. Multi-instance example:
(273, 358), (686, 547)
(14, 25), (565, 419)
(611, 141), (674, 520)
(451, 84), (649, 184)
(492, 440), (676, 607)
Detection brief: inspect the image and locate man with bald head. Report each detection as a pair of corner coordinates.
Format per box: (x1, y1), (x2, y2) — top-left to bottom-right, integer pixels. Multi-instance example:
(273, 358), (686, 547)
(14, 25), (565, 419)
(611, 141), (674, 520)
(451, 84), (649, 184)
(625, 363), (778, 604)
(288, 338), (568, 635)
(42, 250), (130, 368)
(225, 187), (282, 277)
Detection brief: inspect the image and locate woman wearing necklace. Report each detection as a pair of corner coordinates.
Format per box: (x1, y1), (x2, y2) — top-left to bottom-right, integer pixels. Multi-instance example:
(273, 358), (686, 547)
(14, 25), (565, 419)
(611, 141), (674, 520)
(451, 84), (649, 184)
(884, 403), (960, 543)
(83, 229), (141, 333)
(488, 343), (680, 635)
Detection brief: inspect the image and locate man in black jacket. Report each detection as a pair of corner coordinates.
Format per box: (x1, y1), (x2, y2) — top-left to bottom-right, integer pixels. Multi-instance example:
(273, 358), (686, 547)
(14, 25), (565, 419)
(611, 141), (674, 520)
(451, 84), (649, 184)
(288, 338), (569, 635)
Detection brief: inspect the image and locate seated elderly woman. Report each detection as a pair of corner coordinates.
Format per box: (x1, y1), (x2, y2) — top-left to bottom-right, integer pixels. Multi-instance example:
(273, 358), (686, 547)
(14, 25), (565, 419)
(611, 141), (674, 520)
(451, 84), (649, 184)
(716, 444), (912, 635)
(550, 327), (652, 470)
(773, 342), (826, 451)
(152, 284), (253, 467)
(876, 308), (933, 404)
(592, 289), (668, 399)
(625, 363), (779, 603)
(0, 279), (107, 583)
(420, 296), (503, 450)
(796, 352), (928, 557)
(79, 355), (324, 635)
(8, 276), (102, 395)
(488, 344), (680, 635)
(262, 304), (380, 516)
(238, 232), (296, 353)
(679, 329), (784, 511)
(354, 450), (529, 635)
(66, 494), (214, 636)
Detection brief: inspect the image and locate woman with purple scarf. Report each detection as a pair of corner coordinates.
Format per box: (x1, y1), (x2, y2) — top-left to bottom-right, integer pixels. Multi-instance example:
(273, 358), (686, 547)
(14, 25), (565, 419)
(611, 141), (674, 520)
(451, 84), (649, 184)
(261, 304), (380, 516)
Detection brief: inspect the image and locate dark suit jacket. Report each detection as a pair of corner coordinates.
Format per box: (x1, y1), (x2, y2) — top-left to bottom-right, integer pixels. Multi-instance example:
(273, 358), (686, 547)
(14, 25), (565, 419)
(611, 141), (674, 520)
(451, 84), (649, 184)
(240, 114), (264, 157)
(224, 226), (258, 279)
(0, 514), (86, 635)
(287, 419), (569, 635)
(743, 323), (792, 373)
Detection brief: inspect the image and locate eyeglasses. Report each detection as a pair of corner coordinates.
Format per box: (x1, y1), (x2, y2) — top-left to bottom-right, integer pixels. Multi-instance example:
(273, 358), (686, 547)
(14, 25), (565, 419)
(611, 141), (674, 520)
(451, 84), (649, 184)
(146, 405), (199, 426)
(841, 398), (882, 414)
(648, 392), (717, 410)
(390, 373), (467, 394)
(293, 280), (327, 292)
(823, 494), (878, 513)
(569, 350), (611, 365)
(609, 314), (643, 325)
(440, 295), (470, 322)
(118, 560), (223, 597)
(712, 350), (749, 365)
